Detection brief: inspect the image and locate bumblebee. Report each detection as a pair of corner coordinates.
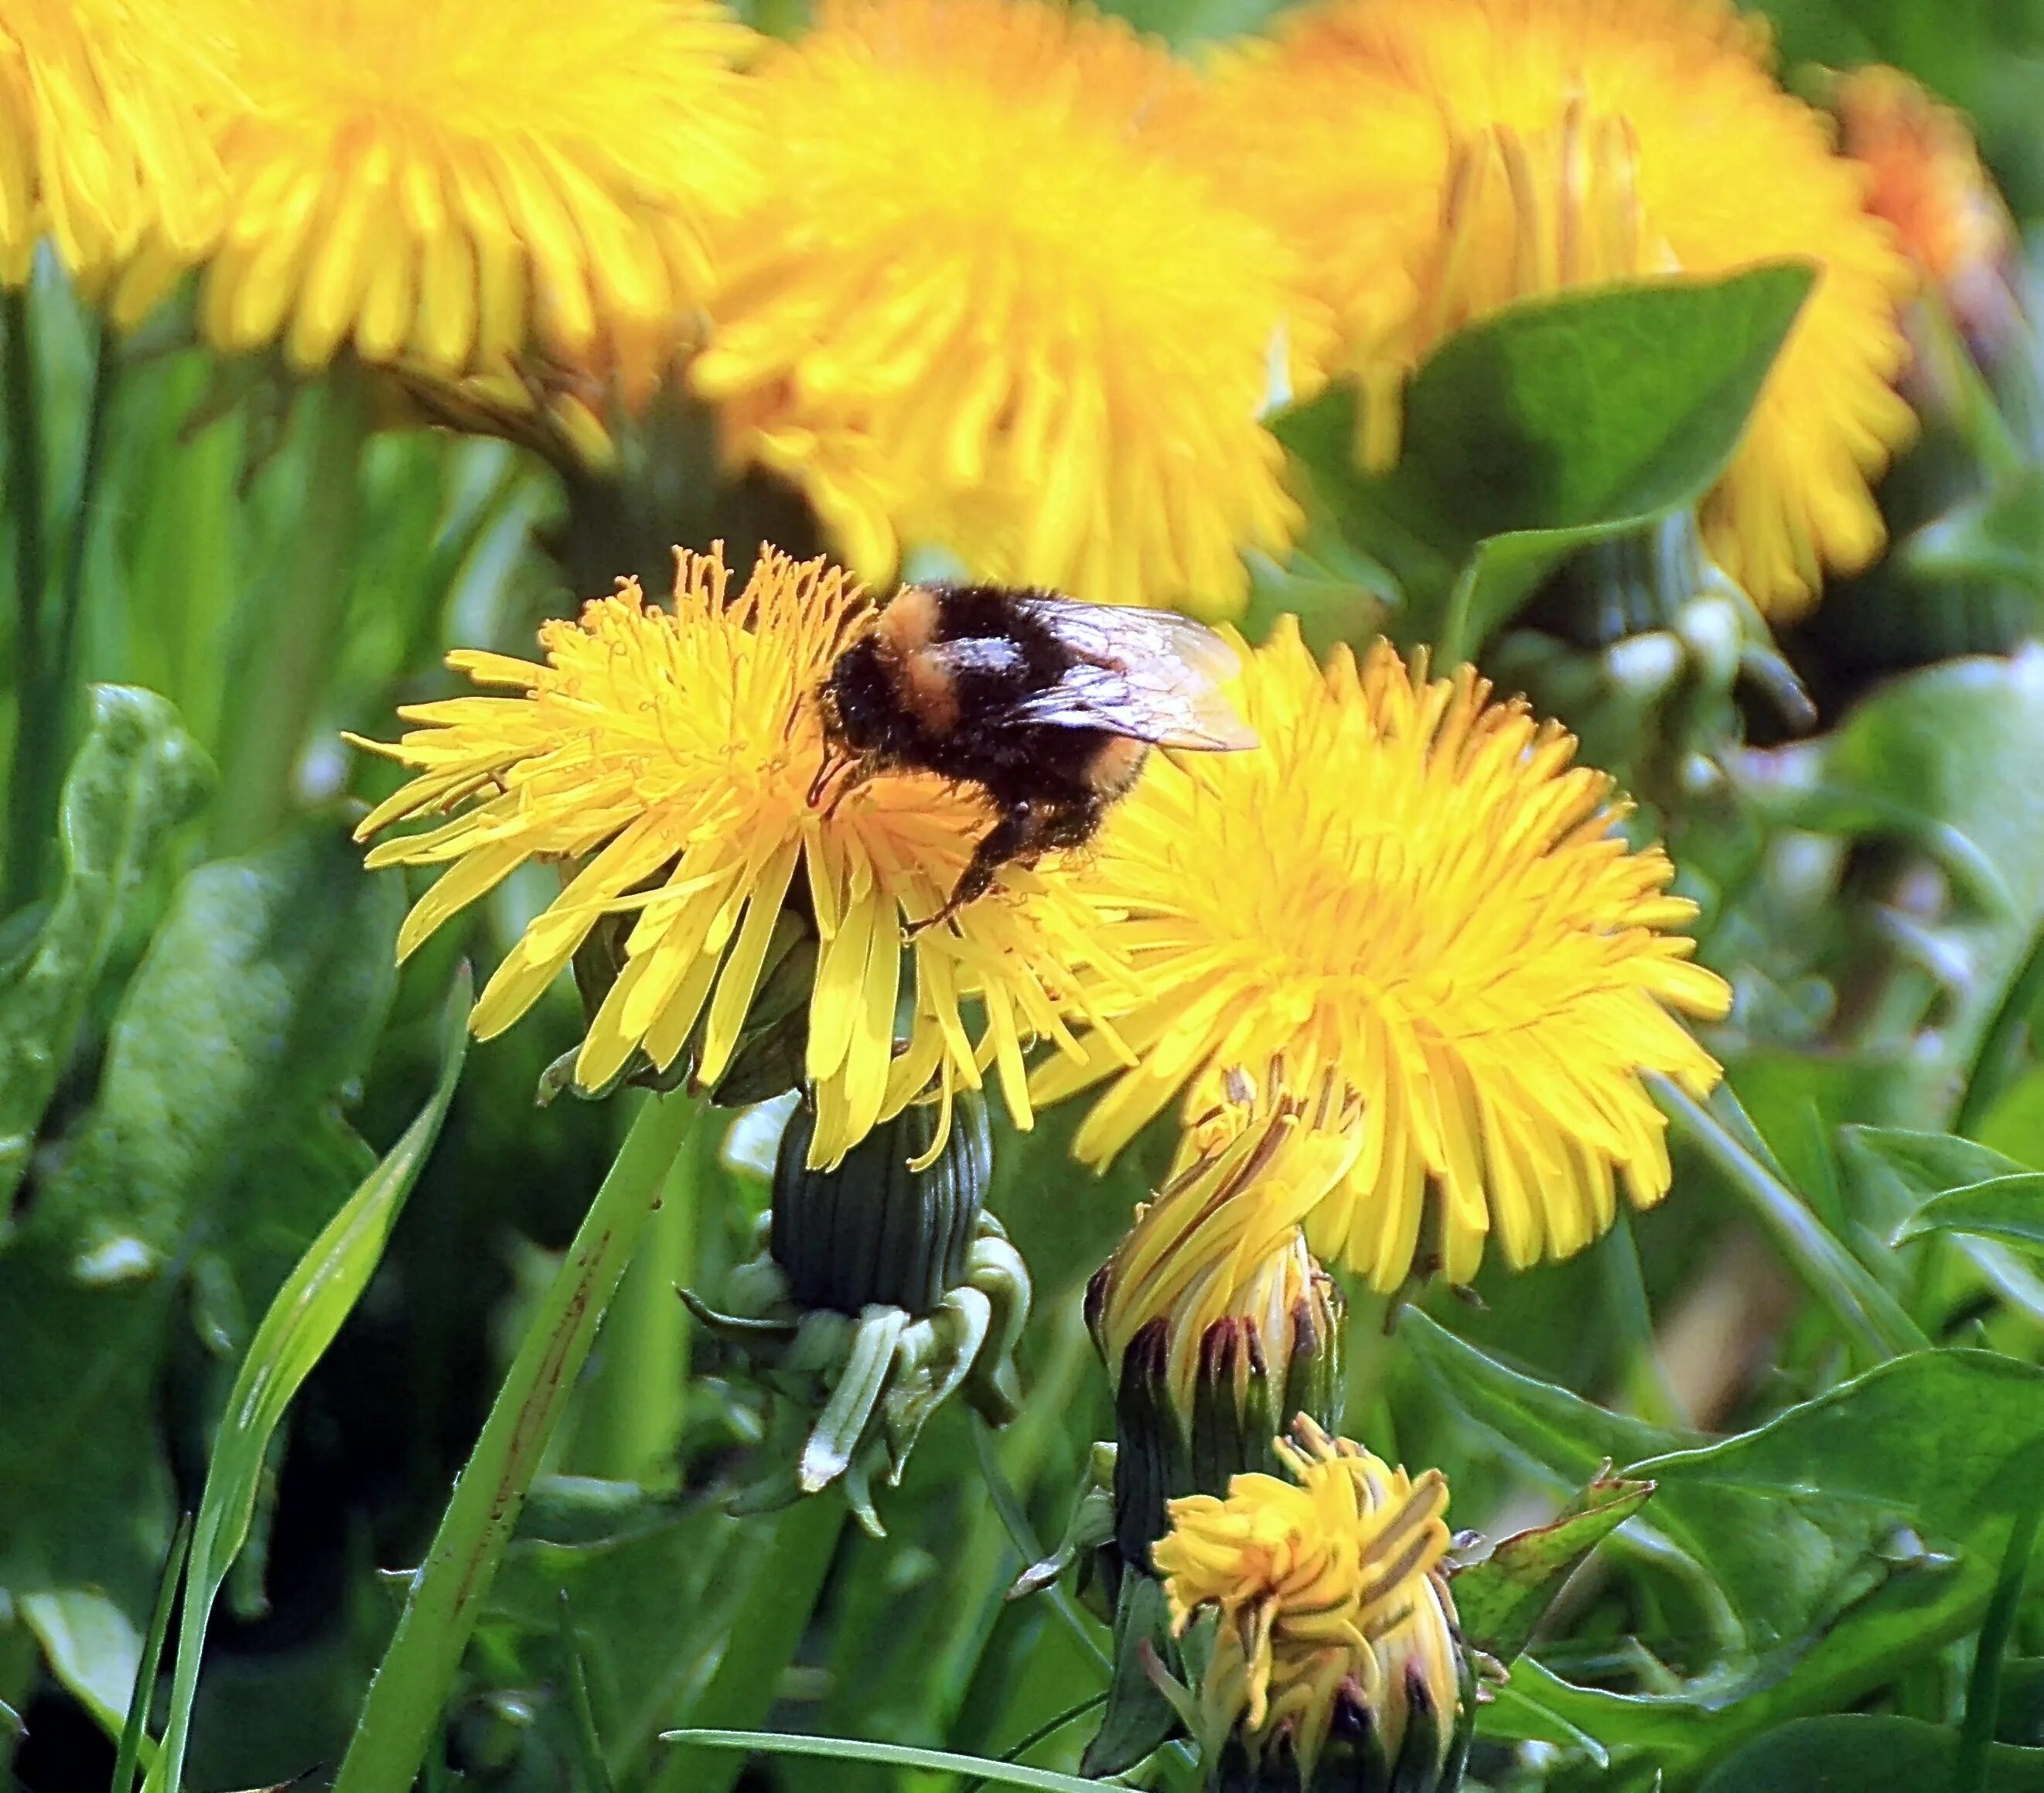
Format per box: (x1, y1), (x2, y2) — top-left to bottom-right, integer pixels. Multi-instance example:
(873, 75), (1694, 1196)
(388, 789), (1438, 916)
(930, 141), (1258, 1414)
(817, 582), (1257, 927)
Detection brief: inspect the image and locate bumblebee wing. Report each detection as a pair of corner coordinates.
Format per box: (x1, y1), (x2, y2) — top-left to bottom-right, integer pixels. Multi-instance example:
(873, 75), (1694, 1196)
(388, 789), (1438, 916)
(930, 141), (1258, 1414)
(1002, 596), (1255, 749)
(1005, 661), (1258, 750)
(1008, 593), (1243, 684)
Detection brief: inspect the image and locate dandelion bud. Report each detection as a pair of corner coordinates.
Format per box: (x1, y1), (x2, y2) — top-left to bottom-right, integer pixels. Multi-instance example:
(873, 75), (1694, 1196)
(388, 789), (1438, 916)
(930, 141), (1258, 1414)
(683, 1089), (1029, 1534)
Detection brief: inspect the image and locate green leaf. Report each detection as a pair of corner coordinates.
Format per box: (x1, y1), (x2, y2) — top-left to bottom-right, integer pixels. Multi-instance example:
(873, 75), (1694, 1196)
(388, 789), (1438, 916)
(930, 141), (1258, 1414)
(0, 685), (210, 1204)
(1080, 1569), (1179, 1778)
(1892, 1174), (2044, 1251)
(143, 968), (468, 1793)
(38, 825), (400, 1323)
(1451, 1477), (1657, 1662)
(1696, 1715), (2044, 1793)
(660, 1728), (1109, 1793)
(1274, 265), (1815, 655)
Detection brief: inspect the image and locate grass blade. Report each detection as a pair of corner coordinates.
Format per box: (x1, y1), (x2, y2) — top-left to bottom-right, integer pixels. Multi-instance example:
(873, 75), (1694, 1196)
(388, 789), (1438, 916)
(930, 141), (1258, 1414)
(661, 1727), (1117, 1791)
(110, 1513), (191, 1793)
(143, 968), (471, 1793)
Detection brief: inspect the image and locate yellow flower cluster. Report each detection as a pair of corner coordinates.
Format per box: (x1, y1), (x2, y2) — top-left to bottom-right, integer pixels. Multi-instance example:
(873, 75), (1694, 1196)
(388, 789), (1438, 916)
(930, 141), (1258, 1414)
(1155, 1416), (1461, 1781)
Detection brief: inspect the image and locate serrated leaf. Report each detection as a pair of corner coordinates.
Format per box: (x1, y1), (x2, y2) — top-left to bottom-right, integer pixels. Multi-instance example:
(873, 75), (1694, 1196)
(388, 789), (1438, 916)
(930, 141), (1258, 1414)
(1274, 265), (1814, 655)
(1452, 1477), (1656, 1662)
(0, 686), (210, 1205)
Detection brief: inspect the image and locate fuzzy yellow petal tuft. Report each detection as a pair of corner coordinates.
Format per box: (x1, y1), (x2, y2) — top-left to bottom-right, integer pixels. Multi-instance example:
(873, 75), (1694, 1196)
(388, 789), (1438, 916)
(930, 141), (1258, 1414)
(118, 0), (758, 377)
(1155, 1416), (1460, 1781)
(353, 542), (1117, 1167)
(1036, 619), (1729, 1291)
(691, 0), (1322, 619)
(1173, 0), (1916, 619)
(0, 0), (230, 285)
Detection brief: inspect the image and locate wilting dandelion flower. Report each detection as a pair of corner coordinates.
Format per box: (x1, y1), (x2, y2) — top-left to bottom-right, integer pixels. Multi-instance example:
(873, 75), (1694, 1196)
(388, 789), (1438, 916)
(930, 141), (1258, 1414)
(0, 0), (227, 284)
(1179, 0), (1916, 617)
(1036, 620), (1729, 1290)
(1155, 1416), (1461, 1784)
(690, 0), (1317, 619)
(351, 543), (1123, 1166)
(116, 0), (757, 378)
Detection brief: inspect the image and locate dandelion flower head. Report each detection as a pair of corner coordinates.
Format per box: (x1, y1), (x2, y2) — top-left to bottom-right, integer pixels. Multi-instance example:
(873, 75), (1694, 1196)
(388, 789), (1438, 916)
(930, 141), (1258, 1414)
(118, 0), (759, 380)
(691, 0), (1319, 620)
(1179, 0), (1916, 617)
(1, 0), (228, 284)
(352, 543), (1124, 1166)
(1154, 1416), (1459, 1781)
(1036, 620), (1730, 1290)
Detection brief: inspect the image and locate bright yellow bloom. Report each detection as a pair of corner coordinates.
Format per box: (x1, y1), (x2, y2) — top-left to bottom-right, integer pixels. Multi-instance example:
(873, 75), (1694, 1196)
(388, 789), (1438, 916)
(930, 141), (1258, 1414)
(118, 0), (757, 379)
(1178, 0), (1915, 619)
(1155, 1416), (1459, 1781)
(1090, 1074), (1357, 1415)
(351, 543), (1124, 1166)
(0, 0), (227, 284)
(1834, 65), (2021, 366)
(690, 0), (1317, 620)
(1036, 620), (1729, 1290)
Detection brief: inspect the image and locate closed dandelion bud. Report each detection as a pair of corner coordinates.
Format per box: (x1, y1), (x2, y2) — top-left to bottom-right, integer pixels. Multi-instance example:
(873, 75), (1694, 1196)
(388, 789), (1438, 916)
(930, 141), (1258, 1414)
(1155, 1417), (1470, 1793)
(682, 1088), (1028, 1535)
(772, 1083), (991, 1317)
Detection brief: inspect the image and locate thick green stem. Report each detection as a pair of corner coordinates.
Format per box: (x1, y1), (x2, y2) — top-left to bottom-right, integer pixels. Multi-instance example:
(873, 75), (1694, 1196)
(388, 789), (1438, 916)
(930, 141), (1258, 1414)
(571, 1125), (703, 1487)
(4, 284), (50, 913)
(333, 1091), (701, 1793)
(213, 370), (367, 855)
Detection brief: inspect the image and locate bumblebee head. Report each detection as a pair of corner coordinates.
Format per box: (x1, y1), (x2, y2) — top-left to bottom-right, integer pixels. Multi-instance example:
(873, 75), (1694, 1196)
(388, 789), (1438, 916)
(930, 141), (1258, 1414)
(821, 635), (894, 753)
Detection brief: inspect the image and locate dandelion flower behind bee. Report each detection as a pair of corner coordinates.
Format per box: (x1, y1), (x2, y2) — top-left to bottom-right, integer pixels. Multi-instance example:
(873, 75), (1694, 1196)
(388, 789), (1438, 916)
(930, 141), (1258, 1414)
(115, 0), (758, 380)
(1, 0), (229, 284)
(1176, 0), (1916, 618)
(350, 543), (1124, 1167)
(1035, 618), (1730, 1291)
(690, 0), (1321, 620)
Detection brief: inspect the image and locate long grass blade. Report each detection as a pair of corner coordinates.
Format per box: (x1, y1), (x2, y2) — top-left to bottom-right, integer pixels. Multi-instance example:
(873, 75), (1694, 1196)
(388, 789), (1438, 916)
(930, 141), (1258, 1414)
(110, 1513), (191, 1793)
(142, 968), (471, 1793)
(660, 1726), (1113, 1791)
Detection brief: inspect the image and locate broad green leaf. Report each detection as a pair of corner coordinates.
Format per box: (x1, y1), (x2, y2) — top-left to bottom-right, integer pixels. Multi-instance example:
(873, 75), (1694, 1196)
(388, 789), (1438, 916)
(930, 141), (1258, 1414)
(1892, 1174), (2044, 1250)
(144, 968), (469, 1793)
(1450, 1477), (1657, 1662)
(1274, 265), (1814, 655)
(1080, 1566), (1178, 1777)
(39, 825), (400, 1323)
(0, 686), (210, 1204)
(0, 825), (398, 1733)
(1696, 1714), (2044, 1793)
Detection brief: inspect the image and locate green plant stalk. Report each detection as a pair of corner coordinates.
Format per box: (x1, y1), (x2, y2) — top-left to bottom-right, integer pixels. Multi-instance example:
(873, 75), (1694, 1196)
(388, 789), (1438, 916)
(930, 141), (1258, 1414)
(647, 1497), (844, 1793)
(110, 1514), (189, 1793)
(1953, 1483), (2044, 1793)
(572, 1124), (702, 1487)
(334, 1091), (701, 1793)
(1652, 1078), (1928, 1361)
(4, 283), (50, 913)
(213, 370), (367, 856)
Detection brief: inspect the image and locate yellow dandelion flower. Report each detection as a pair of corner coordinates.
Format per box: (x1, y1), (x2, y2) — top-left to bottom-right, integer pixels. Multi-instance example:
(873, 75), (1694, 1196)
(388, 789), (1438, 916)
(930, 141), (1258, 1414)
(352, 543), (1123, 1166)
(0, 0), (227, 285)
(689, 0), (1318, 619)
(1155, 1416), (1460, 1782)
(1035, 620), (1729, 1291)
(117, 0), (757, 379)
(1090, 1075), (1358, 1416)
(1834, 64), (2022, 367)
(1178, 0), (1916, 618)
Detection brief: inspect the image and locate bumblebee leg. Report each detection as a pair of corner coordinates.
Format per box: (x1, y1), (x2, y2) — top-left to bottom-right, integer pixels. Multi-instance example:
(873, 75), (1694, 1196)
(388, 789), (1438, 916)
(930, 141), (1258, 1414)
(911, 802), (1051, 934)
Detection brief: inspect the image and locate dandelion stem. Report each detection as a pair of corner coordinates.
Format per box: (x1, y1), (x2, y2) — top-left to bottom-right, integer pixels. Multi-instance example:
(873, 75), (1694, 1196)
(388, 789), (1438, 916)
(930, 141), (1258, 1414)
(333, 1090), (701, 1793)
(213, 367), (367, 855)
(4, 282), (50, 912)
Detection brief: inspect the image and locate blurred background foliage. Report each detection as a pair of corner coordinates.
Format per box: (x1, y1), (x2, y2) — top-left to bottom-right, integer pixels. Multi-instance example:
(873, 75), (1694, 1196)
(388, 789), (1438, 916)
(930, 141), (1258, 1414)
(6, 1), (2044, 1791)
